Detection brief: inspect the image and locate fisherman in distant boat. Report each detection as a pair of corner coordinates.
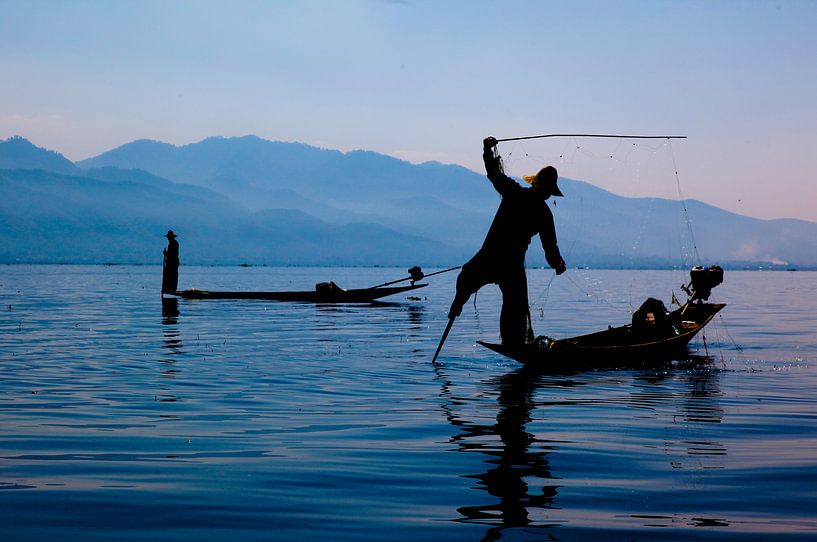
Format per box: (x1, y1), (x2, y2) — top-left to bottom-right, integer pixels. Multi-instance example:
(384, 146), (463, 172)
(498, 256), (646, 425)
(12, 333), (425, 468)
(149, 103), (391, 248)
(161, 230), (179, 294)
(447, 137), (566, 346)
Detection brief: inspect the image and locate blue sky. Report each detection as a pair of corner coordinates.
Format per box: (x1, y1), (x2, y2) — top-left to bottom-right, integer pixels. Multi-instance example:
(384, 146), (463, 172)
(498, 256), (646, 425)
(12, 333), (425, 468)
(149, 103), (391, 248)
(2, 0), (816, 221)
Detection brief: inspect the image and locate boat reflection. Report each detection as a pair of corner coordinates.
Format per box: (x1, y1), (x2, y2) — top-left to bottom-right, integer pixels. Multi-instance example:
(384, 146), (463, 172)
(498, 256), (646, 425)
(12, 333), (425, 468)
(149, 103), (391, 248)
(405, 302), (425, 329)
(628, 362), (727, 467)
(441, 358), (727, 539)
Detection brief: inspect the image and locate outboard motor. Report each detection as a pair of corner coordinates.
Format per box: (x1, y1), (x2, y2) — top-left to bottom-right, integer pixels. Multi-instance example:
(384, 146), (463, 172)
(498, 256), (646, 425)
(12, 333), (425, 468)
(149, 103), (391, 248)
(408, 266), (424, 284)
(684, 265), (724, 301)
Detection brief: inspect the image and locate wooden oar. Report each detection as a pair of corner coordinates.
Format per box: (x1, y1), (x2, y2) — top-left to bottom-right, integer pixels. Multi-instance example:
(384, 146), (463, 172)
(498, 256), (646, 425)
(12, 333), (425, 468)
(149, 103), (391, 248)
(432, 316), (455, 365)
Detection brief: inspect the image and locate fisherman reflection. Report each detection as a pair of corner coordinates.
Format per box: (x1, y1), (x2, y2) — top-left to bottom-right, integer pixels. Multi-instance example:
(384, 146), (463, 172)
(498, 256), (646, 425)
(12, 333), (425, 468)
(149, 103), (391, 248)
(161, 296), (179, 321)
(448, 366), (559, 538)
(445, 360), (728, 537)
(160, 297), (183, 365)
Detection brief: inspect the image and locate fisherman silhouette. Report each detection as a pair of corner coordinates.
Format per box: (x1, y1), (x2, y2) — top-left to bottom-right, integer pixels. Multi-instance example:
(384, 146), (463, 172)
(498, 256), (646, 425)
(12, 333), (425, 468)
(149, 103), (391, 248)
(447, 137), (566, 346)
(161, 230), (179, 294)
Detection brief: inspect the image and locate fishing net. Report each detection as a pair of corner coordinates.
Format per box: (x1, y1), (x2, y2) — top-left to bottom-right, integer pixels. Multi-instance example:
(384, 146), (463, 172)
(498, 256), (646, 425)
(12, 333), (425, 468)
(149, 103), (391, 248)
(492, 135), (697, 316)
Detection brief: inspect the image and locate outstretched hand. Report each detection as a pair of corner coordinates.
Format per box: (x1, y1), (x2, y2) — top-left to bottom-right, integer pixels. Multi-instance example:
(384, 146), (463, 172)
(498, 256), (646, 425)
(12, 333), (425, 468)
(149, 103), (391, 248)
(555, 259), (567, 275)
(483, 136), (498, 150)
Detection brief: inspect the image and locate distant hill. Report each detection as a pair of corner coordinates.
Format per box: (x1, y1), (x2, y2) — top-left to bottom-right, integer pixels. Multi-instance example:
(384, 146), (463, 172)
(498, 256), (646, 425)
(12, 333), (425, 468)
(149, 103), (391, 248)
(0, 167), (458, 265)
(1, 135), (816, 268)
(0, 136), (80, 174)
(78, 135), (497, 213)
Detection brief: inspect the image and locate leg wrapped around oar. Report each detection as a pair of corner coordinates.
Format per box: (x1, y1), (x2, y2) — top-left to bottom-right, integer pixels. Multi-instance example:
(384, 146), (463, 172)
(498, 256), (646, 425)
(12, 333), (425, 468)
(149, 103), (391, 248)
(448, 257), (492, 319)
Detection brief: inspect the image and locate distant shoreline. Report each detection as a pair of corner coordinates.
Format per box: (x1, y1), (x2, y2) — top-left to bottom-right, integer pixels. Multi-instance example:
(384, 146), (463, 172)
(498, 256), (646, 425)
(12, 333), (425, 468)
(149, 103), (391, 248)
(2, 262), (814, 271)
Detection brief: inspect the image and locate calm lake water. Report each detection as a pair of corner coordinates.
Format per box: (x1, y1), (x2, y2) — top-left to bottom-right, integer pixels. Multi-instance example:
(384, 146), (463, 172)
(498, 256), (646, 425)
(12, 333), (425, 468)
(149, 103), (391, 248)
(1, 265), (816, 541)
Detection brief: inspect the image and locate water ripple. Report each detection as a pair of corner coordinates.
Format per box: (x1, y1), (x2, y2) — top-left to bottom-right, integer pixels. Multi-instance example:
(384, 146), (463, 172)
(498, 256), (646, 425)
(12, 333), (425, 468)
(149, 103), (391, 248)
(1, 266), (816, 540)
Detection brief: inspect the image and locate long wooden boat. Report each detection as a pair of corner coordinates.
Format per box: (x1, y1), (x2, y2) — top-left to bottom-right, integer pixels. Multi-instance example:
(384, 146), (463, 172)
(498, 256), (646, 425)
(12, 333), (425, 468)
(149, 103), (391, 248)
(169, 282), (427, 303)
(478, 301), (725, 367)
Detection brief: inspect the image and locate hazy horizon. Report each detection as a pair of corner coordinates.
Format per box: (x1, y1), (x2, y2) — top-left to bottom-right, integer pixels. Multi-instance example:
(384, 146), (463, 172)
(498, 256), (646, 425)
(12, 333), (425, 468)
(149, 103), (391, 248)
(2, 1), (816, 222)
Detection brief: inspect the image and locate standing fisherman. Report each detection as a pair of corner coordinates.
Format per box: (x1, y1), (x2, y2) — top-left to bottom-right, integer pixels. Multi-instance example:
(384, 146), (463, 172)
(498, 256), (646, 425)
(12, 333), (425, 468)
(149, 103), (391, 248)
(443, 137), (566, 350)
(161, 230), (180, 294)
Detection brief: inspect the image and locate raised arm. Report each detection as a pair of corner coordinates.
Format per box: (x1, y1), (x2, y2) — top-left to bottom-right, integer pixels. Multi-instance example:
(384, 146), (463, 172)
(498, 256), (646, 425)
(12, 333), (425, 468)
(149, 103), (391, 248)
(483, 136), (519, 197)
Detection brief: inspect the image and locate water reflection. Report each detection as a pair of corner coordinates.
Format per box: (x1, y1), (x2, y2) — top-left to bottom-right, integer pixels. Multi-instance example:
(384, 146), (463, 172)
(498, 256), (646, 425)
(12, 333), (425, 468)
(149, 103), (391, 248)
(161, 298), (183, 354)
(442, 360), (727, 539)
(159, 298), (183, 387)
(682, 368), (725, 424)
(674, 369), (728, 467)
(161, 296), (179, 320)
(405, 302), (424, 329)
(629, 367), (727, 472)
(440, 366), (564, 539)
(311, 300), (428, 354)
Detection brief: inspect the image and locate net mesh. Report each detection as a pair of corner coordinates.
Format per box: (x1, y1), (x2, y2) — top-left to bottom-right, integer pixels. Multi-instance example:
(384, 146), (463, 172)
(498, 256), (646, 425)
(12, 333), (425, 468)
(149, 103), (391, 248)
(493, 136), (697, 314)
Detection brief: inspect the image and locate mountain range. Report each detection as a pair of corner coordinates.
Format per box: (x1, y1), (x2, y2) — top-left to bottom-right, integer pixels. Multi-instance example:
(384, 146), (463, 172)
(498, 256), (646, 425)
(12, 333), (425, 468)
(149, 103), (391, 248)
(1, 135), (815, 268)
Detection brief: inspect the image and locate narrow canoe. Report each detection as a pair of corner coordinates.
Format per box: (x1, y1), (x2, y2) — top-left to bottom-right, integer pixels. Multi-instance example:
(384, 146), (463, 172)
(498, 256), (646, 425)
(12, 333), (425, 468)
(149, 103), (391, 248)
(169, 282), (427, 303)
(478, 302), (725, 367)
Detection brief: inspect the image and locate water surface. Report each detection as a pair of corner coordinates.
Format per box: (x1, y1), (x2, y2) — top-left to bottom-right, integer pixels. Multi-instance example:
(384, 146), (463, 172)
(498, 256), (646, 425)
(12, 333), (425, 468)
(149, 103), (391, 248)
(1, 265), (815, 540)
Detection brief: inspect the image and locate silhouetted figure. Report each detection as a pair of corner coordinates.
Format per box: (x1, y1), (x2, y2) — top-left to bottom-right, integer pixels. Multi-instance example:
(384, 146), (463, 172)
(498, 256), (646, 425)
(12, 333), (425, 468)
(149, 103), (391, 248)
(448, 137), (566, 346)
(161, 230), (179, 294)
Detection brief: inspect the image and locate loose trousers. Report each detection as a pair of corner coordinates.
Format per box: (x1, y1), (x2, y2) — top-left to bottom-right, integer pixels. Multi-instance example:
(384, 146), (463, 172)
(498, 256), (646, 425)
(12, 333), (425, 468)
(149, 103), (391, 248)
(449, 253), (530, 346)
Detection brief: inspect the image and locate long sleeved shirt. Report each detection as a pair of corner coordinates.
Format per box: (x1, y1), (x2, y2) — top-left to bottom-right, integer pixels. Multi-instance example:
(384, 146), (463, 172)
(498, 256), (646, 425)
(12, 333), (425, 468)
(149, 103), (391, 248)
(164, 239), (179, 266)
(480, 148), (563, 270)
